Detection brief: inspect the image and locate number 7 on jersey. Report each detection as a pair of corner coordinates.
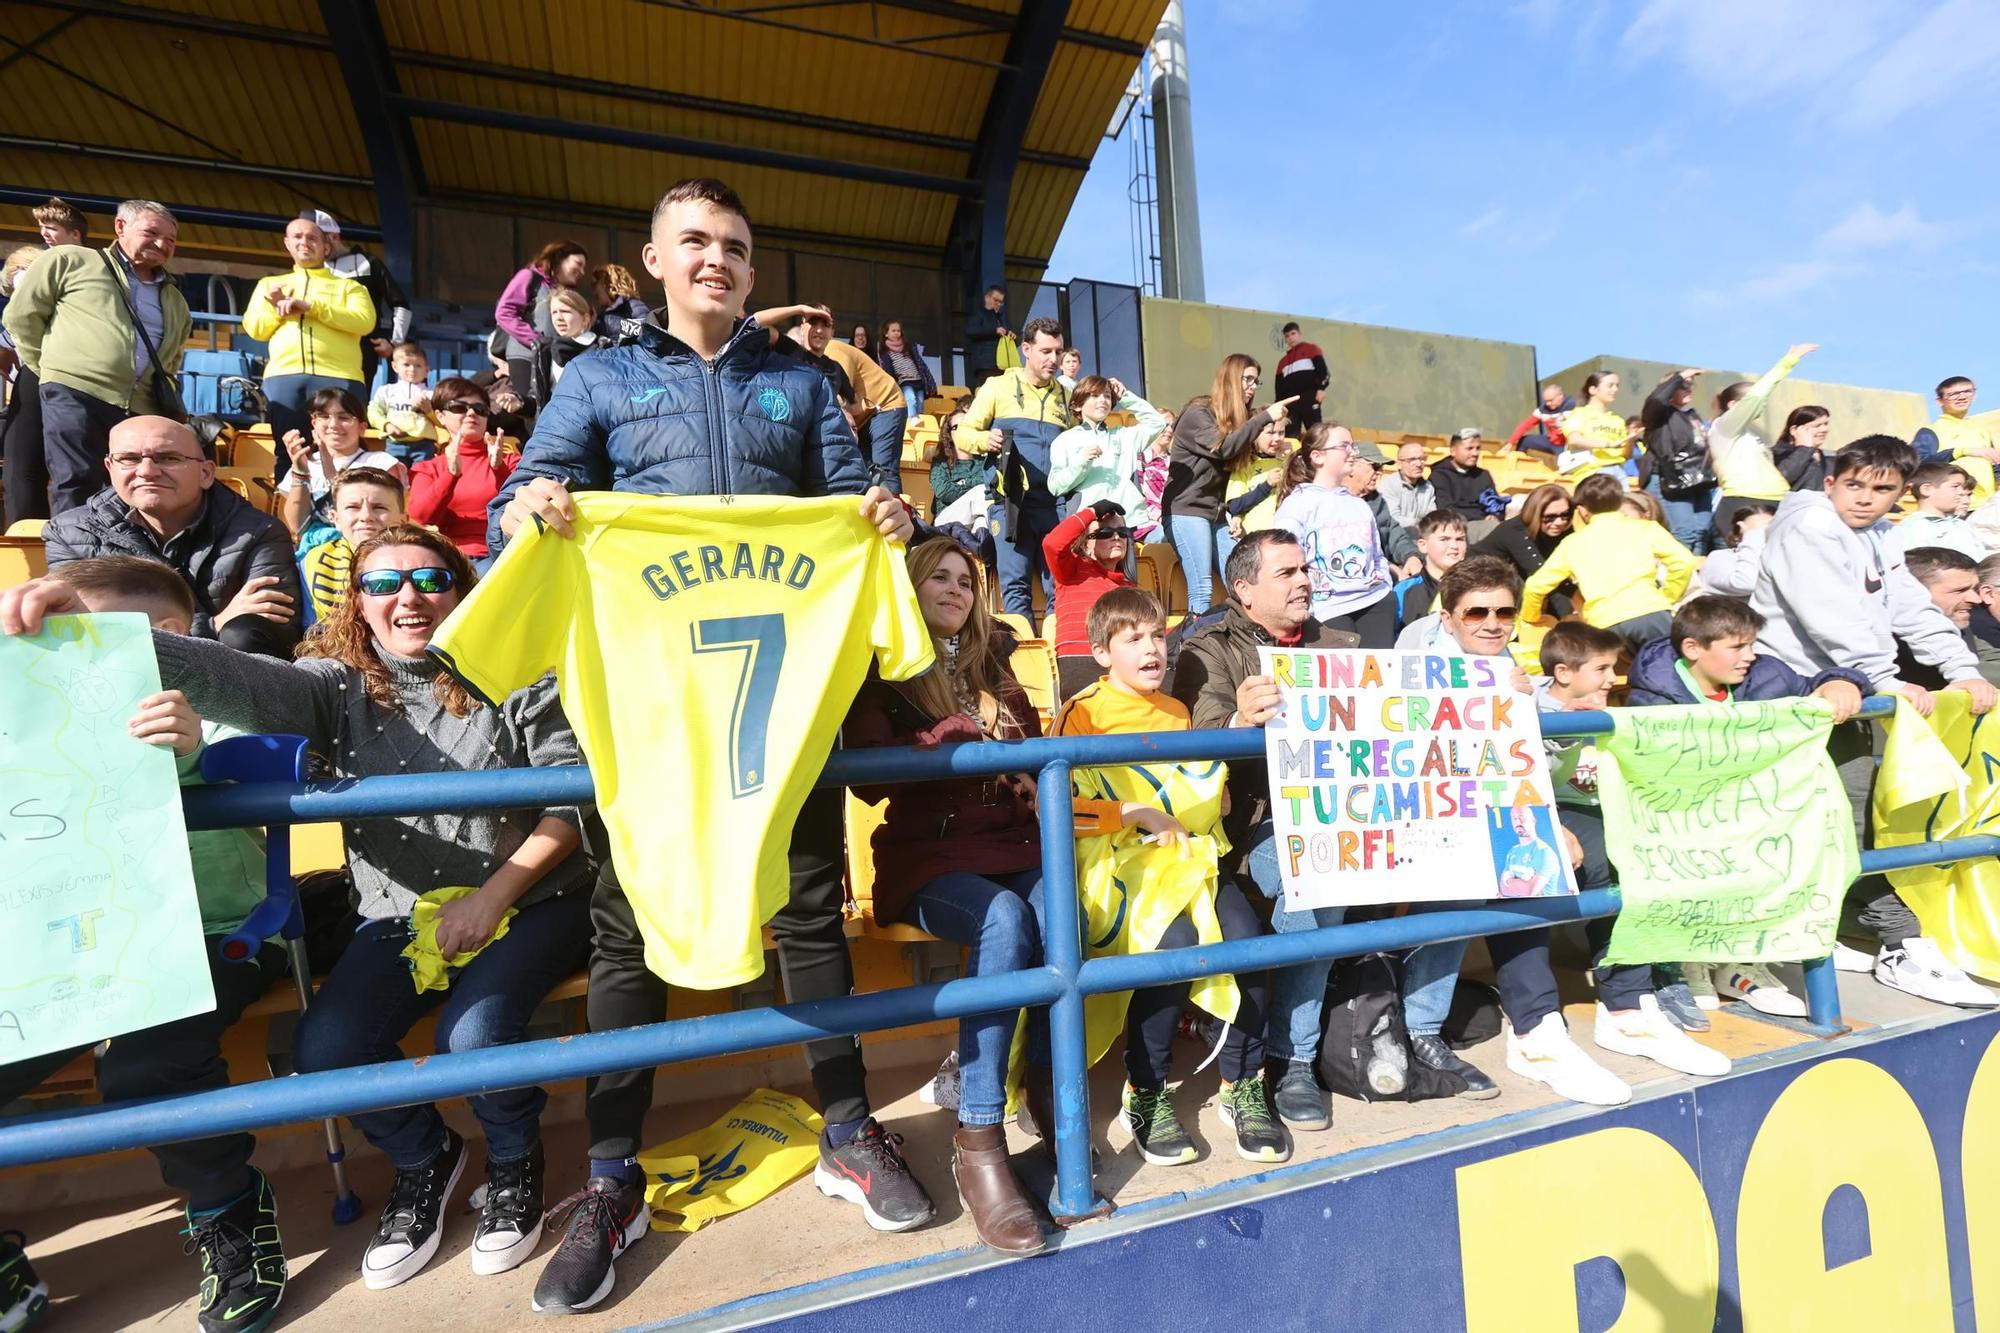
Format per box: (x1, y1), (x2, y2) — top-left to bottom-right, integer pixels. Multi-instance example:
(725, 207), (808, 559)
(692, 614), (787, 798)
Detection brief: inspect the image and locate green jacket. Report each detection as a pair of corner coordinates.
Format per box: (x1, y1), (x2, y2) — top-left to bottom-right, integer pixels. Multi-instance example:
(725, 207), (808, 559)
(1, 243), (191, 411)
(180, 721), (271, 939)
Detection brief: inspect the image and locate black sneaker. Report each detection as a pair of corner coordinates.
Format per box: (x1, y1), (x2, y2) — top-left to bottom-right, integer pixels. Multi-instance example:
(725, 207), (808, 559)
(1271, 1059), (1331, 1131)
(531, 1175), (650, 1315)
(1, 1230), (50, 1333)
(1411, 1033), (1500, 1100)
(812, 1119), (936, 1233)
(183, 1170), (286, 1333)
(362, 1128), (466, 1291)
(469, 1142), (544, 1276)
(1122, 1085), (1196, 1166)
(1217, 1074), (1290, 1163)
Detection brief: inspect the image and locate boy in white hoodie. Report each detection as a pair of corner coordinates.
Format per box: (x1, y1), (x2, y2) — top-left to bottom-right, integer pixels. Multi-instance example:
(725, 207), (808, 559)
(1750, 435), (2000, 1006)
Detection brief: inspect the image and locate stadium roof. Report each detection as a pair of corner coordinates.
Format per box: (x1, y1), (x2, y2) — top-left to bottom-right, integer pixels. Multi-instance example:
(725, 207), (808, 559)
(0, 0), (1158, 290)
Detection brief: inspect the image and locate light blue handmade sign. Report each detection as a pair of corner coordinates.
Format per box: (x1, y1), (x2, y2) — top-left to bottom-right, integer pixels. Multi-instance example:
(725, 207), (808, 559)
(0, 613), (214, 1062)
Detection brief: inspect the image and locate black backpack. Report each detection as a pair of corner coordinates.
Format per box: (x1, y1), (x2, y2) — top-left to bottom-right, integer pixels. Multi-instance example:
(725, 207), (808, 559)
(1317, 952), (1470, 1102)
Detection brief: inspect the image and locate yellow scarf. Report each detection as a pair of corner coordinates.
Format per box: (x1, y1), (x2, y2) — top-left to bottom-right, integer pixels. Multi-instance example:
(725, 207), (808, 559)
(402, 886), (515, 993)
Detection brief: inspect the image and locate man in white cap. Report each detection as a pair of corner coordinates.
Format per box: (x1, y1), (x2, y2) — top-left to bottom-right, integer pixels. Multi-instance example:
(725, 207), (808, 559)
(307, 209), (412, 390)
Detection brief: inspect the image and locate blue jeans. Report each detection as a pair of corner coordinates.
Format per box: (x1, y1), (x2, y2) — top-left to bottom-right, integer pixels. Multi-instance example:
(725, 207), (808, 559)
(265, 373), (365, 484)
(1645, 477), (1714, 556)
(1170, 512), (1229, 613)
(899, 384), (925, 418)
(991, 503), (1057, 621)
(1402, 938), (1468, 1038)
(292, 891), (592, 1166)
(382, 437), (437, 468)
(1246, 824), (1346, 1063)
(902, 869), (1050, 1126)
(1514, 433), (1560, 458)
(865, 406), (907, 490)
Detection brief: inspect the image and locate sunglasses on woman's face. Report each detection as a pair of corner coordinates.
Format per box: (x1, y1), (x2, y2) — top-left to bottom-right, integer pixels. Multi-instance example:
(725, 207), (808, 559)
(357, 566), (456, 597)
(1544, 508), (1573, 521)
(1457, 604), (1518, 624)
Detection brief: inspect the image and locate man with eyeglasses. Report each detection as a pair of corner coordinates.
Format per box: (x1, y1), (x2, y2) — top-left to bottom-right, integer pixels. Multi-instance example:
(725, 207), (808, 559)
(1913, 376), (2000, 476)
(2, 199), (192, 518)
(42, 415), (301, 657)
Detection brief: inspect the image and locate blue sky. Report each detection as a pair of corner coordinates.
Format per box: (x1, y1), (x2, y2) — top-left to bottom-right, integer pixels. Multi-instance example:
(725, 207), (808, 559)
(1046, 0), (2000, 398)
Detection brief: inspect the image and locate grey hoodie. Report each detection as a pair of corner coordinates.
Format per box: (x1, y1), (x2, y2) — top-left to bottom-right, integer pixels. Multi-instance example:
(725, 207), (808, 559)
(1750, 488), (1976, 689)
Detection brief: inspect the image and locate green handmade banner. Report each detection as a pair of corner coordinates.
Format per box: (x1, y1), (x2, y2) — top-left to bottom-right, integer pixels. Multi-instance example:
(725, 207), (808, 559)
(0, 613), (215, 1062)
(1599, 700), (1856, 966)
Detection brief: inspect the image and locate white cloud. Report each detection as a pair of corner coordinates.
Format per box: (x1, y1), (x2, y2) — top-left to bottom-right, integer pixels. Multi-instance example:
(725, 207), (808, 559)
(1458, 207), (1507, 238)
(1820, 202), (1940, 255)
(1617, 0), (2000, 128)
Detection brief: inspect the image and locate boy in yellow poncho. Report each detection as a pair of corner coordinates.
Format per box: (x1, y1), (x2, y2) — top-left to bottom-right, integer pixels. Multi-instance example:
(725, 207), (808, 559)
(1049, 586), (1285, 1167)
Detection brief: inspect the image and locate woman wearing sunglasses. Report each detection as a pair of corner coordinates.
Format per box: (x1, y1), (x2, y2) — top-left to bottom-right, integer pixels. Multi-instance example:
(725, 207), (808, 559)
(1473, 482), (1577, 617)
(407, 377), (517, 558)
(276, 386), (407, 543)
(141, 523), (594, 1290)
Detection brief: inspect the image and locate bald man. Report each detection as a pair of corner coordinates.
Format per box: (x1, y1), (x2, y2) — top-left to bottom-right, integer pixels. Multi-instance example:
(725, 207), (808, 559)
(42, 416), (303, 656)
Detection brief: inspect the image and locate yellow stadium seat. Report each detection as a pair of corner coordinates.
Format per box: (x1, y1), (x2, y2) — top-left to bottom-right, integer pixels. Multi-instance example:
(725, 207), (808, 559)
(290, 822), (346, 878)
(4, 519), (44, 537)
(1010, 637), (1059, 723)
(0, 538), (47, 588)
(994, 611), (1034, 640)
(843, 793), (938, 942)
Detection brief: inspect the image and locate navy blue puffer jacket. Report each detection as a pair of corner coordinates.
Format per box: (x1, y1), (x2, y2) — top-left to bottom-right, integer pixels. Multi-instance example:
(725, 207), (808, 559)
(1625, 636), (1870, 706)
(488, 316), (864, 551)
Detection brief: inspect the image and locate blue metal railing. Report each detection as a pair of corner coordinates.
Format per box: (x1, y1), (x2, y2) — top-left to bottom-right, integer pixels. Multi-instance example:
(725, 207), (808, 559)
(0, 694), (1976, 1225)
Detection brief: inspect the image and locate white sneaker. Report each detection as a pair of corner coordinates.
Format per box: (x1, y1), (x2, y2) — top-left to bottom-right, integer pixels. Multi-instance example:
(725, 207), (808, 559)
(1831, 942), (1876, 974)
(1506, 1013), (1631, 1106)
(1874, 938), (2000, 1008)
(1593, 996), (1731, 1078)
(1710, 964), (1808, 1018)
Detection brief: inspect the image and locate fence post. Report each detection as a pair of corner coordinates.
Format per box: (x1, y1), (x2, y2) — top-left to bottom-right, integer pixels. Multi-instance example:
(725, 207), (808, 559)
(1801, 954), (1848, 1036)
(1037, 757), (1109, 1223)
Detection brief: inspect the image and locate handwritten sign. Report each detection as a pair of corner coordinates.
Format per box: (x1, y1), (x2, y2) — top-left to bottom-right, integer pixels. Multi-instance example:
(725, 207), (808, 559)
(1598, 701), (1854, 965)
(0, 613), (214, 1062)
(1259, 648), (1574, 910)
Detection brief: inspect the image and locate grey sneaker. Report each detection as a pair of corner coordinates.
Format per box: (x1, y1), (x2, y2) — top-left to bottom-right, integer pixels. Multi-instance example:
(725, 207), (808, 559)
(1653, 981), (1710, 1032)
(1271, 1060), (1330, 1131)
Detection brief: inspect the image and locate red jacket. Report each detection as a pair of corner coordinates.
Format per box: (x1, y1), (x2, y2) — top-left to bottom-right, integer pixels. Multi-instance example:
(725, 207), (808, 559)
(1041, 508), (1132, 656)
(1508, 411), (1567, 450)
(407, 441), (518, 557)
(841, 655), (1041, 923)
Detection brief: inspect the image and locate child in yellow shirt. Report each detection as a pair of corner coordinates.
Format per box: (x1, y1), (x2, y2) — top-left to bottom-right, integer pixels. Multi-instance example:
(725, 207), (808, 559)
(1052, 587), (1284, 1167)
(1523, 473), (1695, 648)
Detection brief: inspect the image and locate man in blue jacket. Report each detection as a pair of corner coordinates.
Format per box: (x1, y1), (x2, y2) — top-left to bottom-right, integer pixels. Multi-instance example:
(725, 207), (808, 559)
(488, 177), (930, 1316)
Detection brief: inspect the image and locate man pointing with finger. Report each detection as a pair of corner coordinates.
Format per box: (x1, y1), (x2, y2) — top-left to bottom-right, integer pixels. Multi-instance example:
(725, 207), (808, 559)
(484, 177), (933, 1315)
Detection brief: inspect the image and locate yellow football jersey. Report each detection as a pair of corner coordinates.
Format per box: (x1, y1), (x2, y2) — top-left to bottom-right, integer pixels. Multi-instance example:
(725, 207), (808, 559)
(431, 492), (934, 988)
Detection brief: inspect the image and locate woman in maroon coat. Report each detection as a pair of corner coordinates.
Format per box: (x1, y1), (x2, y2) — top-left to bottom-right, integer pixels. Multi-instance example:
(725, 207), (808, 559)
(844, 538), (1049, 1256)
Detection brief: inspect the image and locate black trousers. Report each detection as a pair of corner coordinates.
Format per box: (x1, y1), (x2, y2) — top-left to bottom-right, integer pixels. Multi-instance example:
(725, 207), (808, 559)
(1320, 592), (1398, 649)
(39, 380), (129, 516)
(0, 941), (285, 1209)
(584, 784), (868, 1160)
(1126, 879), (1268, 1088)
(1832, 720), (1918, 947)
(1057, 654), (1101, 702)
(1409, 807), (1651, 1034)
(2, 365), (49, 526)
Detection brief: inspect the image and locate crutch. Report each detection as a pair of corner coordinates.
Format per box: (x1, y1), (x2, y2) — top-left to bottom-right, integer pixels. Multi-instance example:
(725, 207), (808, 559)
(203, 734), (363, 1225)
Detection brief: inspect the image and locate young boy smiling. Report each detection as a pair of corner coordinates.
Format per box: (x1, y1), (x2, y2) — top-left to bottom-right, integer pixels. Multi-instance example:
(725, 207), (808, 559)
(1054, 587), (1282, 1167)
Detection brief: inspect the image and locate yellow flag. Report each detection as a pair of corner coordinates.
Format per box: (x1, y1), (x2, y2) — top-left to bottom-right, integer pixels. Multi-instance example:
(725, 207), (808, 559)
(636, 1088), (824, 1233)
(1873, 694), (2000, 978)
(1006, 760), (1242, 1102)
(401, 886), (516, 994)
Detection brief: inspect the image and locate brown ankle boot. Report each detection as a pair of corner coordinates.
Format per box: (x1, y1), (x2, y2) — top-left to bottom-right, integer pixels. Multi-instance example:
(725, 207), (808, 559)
(952, 1125), (1047, 1255)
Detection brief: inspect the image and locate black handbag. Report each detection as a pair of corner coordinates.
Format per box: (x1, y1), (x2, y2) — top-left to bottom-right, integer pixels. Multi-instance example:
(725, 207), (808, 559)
(1656, 417), (1716, 497)
(99, 248), (187, 422)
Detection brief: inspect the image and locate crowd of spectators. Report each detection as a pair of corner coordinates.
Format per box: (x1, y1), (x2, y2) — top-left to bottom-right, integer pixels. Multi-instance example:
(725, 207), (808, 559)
(5, 179), (2000, 1333)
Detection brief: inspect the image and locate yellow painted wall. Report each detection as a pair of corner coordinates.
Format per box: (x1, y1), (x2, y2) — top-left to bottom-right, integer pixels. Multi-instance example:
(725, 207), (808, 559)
(1542, 356), (1931, 447)
(1140, 298), (1538, 440)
